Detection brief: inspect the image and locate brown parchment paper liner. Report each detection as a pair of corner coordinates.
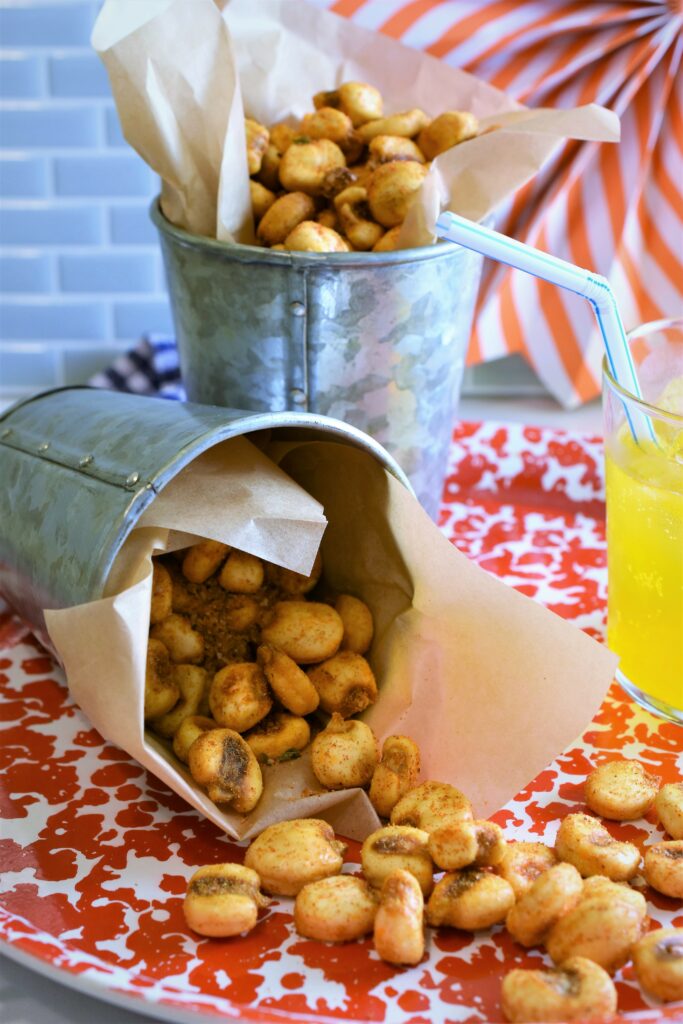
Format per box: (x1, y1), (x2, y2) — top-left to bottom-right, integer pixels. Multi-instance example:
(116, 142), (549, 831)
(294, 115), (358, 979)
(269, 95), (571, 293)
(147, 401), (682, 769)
(44, 435), (616, 842)
(92, 0), (619, 245)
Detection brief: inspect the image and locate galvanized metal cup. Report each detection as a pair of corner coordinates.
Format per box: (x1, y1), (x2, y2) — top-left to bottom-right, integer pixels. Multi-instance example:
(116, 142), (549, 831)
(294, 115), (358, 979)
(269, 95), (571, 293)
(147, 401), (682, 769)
(151, 200), (485, 517)
(0, 386), (410, 645)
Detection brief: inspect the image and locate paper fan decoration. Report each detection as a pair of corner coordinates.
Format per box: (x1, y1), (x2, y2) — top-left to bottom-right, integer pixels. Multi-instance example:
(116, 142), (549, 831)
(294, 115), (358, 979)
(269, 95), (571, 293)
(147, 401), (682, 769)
(321, 0), (682, 406)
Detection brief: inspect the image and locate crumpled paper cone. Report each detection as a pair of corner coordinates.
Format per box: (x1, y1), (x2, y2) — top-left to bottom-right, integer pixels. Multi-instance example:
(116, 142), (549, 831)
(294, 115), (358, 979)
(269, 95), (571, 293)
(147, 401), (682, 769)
(93, 0), (619, 244)
(44, 435), (617, 841)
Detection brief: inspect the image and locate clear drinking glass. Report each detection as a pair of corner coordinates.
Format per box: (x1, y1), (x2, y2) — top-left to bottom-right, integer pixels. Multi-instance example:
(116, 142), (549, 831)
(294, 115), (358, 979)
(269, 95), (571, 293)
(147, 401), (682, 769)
(602, 317), (683, 722)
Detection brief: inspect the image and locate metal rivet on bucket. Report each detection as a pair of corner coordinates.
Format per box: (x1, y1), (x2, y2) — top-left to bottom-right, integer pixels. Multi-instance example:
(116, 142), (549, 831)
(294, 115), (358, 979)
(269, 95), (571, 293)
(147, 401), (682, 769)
(38, 442), (50, 452)
(290, 388), (306, 406)
(289, 301), (305, 317)
(125, 472), (140, 488)
(79, 454), (94, 467)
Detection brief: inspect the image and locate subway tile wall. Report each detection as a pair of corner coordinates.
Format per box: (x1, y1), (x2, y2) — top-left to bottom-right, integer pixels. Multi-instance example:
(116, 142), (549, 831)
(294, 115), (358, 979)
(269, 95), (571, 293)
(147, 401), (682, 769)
(0, 0), (171, 405)
(0, 0), (543, 408)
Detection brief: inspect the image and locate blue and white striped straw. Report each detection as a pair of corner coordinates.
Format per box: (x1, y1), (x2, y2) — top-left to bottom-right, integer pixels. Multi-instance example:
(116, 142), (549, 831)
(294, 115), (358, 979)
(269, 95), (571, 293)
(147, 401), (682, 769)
(435, 211), (655, 446)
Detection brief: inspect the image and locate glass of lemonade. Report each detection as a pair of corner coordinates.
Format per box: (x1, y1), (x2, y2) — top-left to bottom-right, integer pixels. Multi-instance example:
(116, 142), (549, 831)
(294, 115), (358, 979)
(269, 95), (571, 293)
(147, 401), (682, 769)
(603, 317), (683, 722)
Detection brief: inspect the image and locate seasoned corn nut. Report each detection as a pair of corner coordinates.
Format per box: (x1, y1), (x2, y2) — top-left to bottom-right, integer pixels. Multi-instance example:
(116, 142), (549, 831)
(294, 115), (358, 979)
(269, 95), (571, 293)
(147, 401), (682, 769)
(417, 111), (478, 159)
(368, 135), (425, 165)
(495, 841), (557, 898)
(150, 613), (204, 664)
(249, 180), (275, 222)
(357, 108), (430, 143)
(219, 549), (264, 594)
(314, 82), (383, 127)
(261, 601), (343, 664)
(245, 117), (269, 175)
(267, 551), (322, 595)
(246, 711), (310, 764)
(369, 735), (420, 818)
(367, 160), (428, 228)
(294, 874), (378, 942)
(545, 879), (647, 973)
(333, 186), (384, 251)
(391, 780), (473, 832)
(633, 927), (683, 1002)
(316, 208), (338, 230)
(347, 162), (374, 188)
(426, 868), (515, 930)
(150, 560), (172, 624)
(584, 759), (659, 820)
(655, 782), (683, 839)
(209, 662), (272, 733)
(318, 166), (356, 202)
(372, 225), (402, 251)
(144, 638), (180, 720)
(501, 956), (617, 1023)
(339, 217), (384, 254)
(505, 862), (583, 947)
(257, 191), (316, 246)
(373, 868), (424, 966)
(256, 643), (319, 715)
(270, 121), (298, 154)
(361, 824), (433, 896)
(150, 664), (207, 739)
(334, 593), (374, 654)
(284, 221), (349, 253)
(182, 540), (230, 583)
(311, 713), (378, 790)
(184, 863), (269, 938)
(244, 818), (346, 896)
(220, 594), (261, 633)
(644, 840), (683, 898)
(279, 139), (346, 196)
(188, 727), (263, 812)
(307, 651), (378, 717)
(429, 820), (507, 871)
(555, 812), (641, 880)
(172, 714), (215, 763)
(580, 873), (647, 907)
(301, 107), (357, 153)
(258, 143), (281, 191)
(168, 567), (193, 615)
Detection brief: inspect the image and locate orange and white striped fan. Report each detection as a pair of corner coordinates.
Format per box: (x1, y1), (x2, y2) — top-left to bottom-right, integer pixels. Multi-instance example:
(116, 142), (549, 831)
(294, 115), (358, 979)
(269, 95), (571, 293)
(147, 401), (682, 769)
(313, 0), (682, 407)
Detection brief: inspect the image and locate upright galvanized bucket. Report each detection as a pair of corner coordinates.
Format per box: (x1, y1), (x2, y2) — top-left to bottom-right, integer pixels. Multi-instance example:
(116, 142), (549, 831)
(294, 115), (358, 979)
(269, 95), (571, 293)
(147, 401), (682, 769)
(0, 386), (410, 644)
(151, 201), (485, 518)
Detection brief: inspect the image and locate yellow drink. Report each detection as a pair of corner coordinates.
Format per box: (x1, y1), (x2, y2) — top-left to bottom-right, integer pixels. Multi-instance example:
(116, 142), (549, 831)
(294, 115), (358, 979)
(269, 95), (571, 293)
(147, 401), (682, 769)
(606, 430), (683, 710)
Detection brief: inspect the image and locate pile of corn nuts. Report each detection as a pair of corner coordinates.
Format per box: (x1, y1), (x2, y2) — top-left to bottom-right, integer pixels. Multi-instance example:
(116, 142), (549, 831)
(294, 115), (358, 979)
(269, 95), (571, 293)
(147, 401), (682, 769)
(145, 541), (382, 814)
(183, 759), (683, 1022)
(245, 80), (479, 253)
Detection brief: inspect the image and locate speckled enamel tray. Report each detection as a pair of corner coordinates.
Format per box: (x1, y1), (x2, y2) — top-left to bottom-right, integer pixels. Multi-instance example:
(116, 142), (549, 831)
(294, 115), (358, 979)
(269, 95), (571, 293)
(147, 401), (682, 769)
(1, 422), (681, 1024)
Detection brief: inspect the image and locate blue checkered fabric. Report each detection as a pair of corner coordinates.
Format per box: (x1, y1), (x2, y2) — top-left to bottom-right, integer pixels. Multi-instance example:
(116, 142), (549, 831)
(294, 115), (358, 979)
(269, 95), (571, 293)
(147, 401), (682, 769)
(89, 335), (184, 399)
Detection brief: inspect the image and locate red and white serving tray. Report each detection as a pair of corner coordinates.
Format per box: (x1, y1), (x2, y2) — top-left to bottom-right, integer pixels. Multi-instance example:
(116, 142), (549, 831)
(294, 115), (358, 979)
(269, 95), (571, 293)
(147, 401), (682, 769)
(1, 421), (681, 1024)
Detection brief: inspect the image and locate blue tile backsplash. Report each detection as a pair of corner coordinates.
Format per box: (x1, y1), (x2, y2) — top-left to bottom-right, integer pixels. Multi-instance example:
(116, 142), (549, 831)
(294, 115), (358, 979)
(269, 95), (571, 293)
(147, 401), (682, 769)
(54, 153), (156, 196)
(0, 0), (168, 402)
(0, 53), (46, 98)
(0, 156), (50, 198)
(0, 0), (543, 406)
(48, 52), (110, 97)
(0, 3), (98, 47)
(0, 253), (53, 293)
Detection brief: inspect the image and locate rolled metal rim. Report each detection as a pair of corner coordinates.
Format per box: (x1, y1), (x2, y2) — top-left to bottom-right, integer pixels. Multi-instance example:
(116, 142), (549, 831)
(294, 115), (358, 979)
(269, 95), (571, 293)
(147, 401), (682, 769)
(150, 196), (467, 268)
(0, 386), (415, 614)
(0, 386), (413, 493)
